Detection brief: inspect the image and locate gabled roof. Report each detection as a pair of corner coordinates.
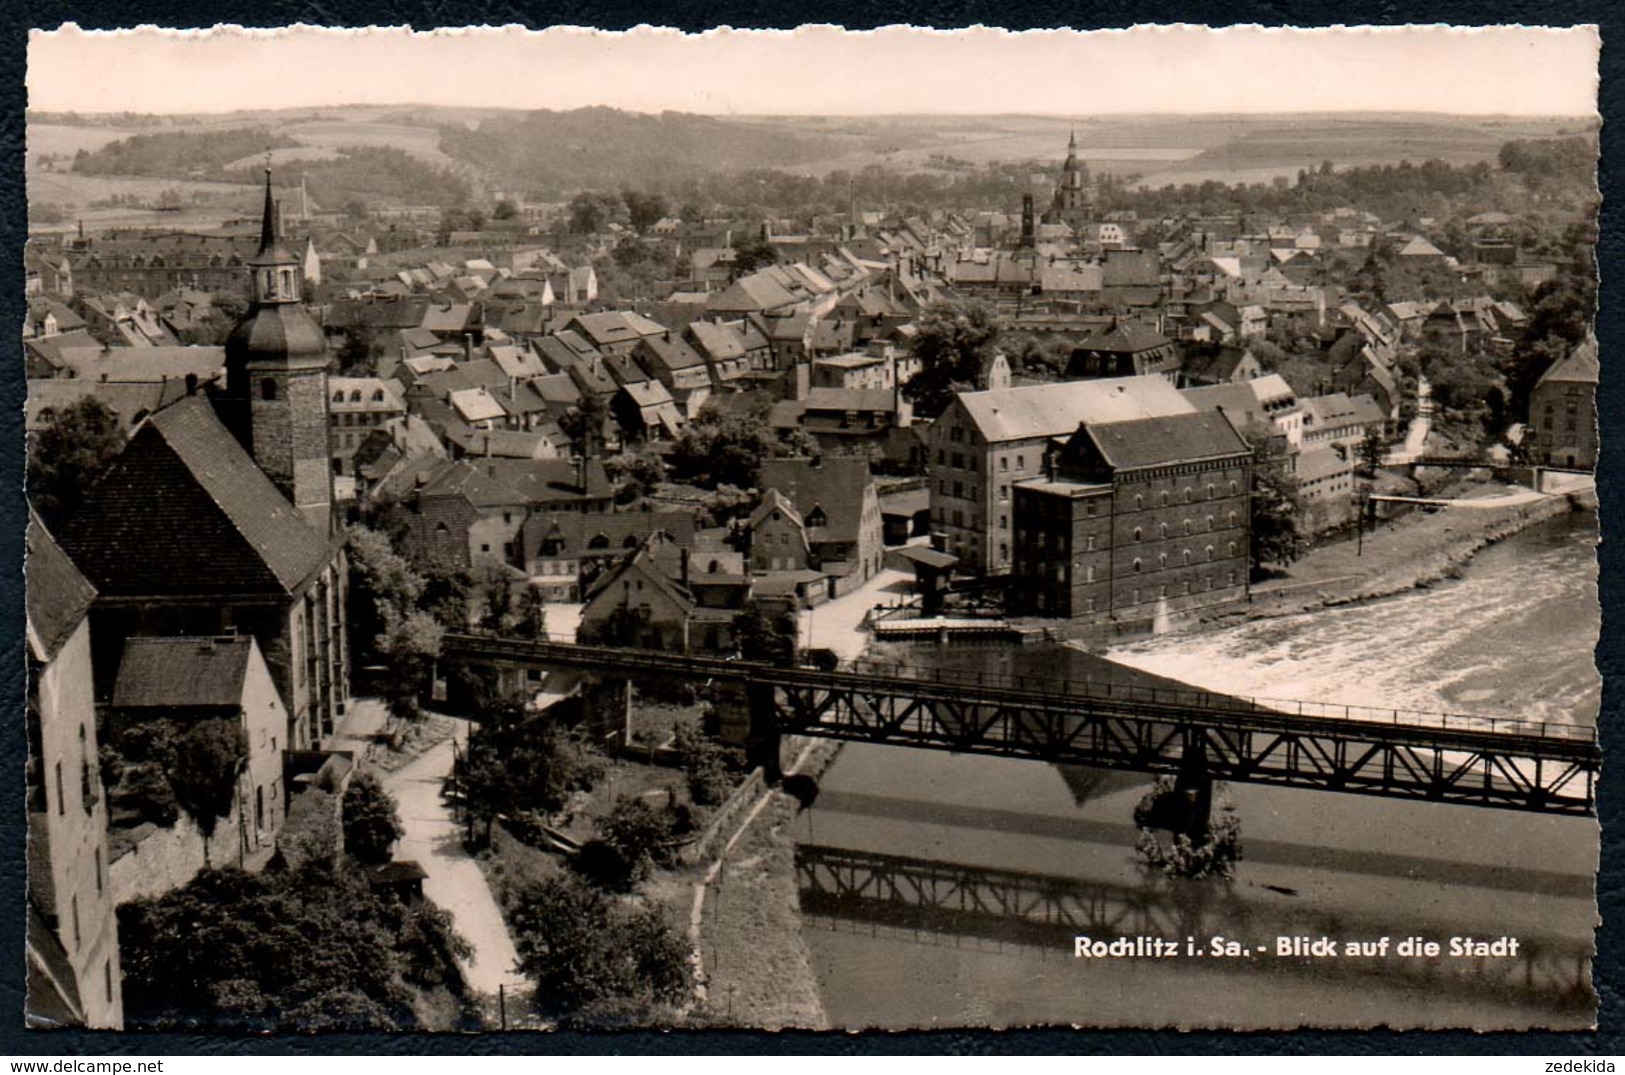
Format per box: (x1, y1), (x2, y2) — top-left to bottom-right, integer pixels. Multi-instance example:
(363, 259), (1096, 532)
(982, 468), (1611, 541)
(58, 396), (332, 598)
(758, 456), (872, 544)
(1078, 411), (1251, 472)
(954, 376), (1195, 445)
(112, 635), (255, 709)
(26, 511), (97, 663)
(567, 310), (667, 348)
(1537, 336), (1598, 387)
(686, 320), (749, 363)
(1077, 320), (1172, 355)
(1396, 235), (1445, 258)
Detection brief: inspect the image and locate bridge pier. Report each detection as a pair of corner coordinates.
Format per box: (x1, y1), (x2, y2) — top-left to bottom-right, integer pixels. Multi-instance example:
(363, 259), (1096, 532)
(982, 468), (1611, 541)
(1174, 730), (1214, 843)
(746, 681), (784, 783)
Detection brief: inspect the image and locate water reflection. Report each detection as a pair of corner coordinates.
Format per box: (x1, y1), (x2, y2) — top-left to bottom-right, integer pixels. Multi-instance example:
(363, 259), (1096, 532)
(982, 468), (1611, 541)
(796, 843), (1593, 1014)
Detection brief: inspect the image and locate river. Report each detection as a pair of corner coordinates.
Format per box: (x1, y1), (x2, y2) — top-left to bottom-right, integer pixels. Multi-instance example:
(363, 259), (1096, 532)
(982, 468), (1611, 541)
(795, 510), (1599, 1030)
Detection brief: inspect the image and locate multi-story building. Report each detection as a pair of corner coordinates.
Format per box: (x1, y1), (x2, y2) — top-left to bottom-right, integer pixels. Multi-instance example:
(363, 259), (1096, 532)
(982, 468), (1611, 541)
(927, 376), (1196, 573)
(328, 376), (407, 476)
(1528, 335), (1599, 470)
(25, 513), (123, 1029)
(1008, 411), (1253, 623)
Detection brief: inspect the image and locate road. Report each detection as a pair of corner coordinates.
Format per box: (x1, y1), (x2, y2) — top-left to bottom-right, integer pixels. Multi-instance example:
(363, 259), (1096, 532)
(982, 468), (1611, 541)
(382, 727), (528, 997)
(798, 568), (914, 660)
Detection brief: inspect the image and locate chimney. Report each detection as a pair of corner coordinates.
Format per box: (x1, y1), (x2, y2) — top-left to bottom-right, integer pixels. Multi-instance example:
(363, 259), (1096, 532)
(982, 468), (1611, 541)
(483, 433), (491, 459)
(464, 333), (474, 362)
(679, 547), (691, 589)
(577, 453), (588, 493)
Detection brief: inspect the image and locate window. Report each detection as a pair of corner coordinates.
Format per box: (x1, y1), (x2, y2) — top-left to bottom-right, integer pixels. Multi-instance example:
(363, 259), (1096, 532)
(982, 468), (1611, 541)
(350, 389), (362, 403)
(1183, 486), (1193, 502)
(1134, 494), (1144, 511)
(1158, 553), (1167, 570)
(1132, 558), (1142, 573)
(953, 481), (964, 498)
(260, 378), (278, 401)
(1133, 527), (1142, 542)
(55, 762), (64, 816)
(1000, 456), (1009, 472)
(1206, 544), (1215, 561)
(1086, 535), (1095, 552)
(1160, 491), (1169, 506)
(1016, 454), (1025, 469)
(1086, 565), (1095, 582)
(1206, 516), (1214, 531)
(936, 449), (945, 465)
(1206, 483), (1216, 499)
(1159, 523), (1168, 540)
(94, 848), (102, 894)
(1228, 541), (1238, 557)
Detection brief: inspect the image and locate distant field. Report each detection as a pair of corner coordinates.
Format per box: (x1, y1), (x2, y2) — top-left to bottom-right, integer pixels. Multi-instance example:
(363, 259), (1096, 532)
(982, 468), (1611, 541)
(27, 170), (261, 210)
(27, 123), (162, 161)
(274, 120), (456, 166)
(222, 145), (347, 171)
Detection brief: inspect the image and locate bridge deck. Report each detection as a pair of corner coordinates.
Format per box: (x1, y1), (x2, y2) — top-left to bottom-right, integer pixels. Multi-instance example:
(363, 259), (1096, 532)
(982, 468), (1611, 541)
(443, 635), (1598, 815)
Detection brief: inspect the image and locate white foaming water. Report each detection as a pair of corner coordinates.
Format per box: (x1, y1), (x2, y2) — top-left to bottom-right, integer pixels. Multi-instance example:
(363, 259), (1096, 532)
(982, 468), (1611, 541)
(1106, 514), (1599, 727)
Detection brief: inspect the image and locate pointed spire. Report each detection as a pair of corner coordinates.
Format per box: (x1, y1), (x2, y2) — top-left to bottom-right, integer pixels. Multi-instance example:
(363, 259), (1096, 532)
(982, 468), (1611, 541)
(258, 165), (278, 254)
(1069, 127), (1077, 153)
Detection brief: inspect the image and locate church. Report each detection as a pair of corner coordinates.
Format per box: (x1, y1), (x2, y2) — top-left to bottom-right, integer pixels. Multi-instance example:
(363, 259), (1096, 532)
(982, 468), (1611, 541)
(57, 171), (350, 750)
(1043, 129), (1095, 230)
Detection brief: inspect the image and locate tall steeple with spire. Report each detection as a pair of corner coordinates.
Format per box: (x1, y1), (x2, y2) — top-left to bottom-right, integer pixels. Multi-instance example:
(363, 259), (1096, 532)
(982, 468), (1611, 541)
(220, 169), (335, 536)
(1049, 127), (1094, 229)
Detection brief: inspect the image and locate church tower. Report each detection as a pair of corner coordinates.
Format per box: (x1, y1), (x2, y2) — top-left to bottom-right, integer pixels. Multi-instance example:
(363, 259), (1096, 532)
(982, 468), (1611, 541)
(1049, 128), (1094, 228)
(221, 170), (334, 536)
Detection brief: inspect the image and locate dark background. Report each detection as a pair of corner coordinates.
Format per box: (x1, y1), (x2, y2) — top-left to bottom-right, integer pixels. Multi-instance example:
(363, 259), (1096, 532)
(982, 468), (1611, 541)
(1, 1), (1618, 1056)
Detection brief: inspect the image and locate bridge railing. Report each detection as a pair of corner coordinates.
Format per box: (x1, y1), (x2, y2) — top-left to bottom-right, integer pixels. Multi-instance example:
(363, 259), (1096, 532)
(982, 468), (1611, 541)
(441, 634), (1592, 745)
(838, 655), (1594, 744)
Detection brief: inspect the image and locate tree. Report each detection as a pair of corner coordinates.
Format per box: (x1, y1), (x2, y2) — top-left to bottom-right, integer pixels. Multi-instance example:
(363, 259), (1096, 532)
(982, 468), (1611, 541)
(667, 400), (805, 490)
(730, 235), (777, 277)
(901, 300), (1004, 419)
(559, 392), (610, 456)
(673, 720), (738, 806)
(116, 861), (466, 1030)
(479, 565), (515, 632)
(621, 189), (668, 234)
(604, 450), (667, 504)
(459, 705), (605, 844)
(28, 395), (126, 528)
(515, 583), (549, 641)
(568, 191), (622, 235)
(1356, 426), (1386, 478)
(1250, 462), (1306, 575)
(507, 873), (689, 1026)
(573, 796), (675, 891)
(734, 598), (798, 666)
(342, 771), (404, 865)
(492, 198), (519, 221)
(334, 322), (383, 375)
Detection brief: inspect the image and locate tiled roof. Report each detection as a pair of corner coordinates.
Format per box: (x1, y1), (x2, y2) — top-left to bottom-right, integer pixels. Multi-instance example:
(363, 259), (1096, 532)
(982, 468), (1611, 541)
(58, 396), (332, 598)
(758, 456), (872, 544)
(26, 511), (96, 662)
(955, 375), (1194, 445)
(1538, 336), (1599, 386)
(1080, 411), (1251, 472)
(112, 635), (253, 709)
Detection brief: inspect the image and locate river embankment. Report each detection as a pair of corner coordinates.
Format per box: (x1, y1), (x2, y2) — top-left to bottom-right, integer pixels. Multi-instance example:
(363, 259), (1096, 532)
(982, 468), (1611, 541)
(685, 736), (842, 1029)
(1219, 487), (1591, 625)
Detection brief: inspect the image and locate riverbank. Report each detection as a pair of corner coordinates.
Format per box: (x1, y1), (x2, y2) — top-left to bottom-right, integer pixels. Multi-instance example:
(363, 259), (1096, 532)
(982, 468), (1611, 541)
(686, 736), (843, 1029)
(1213, 486), (1591, 627)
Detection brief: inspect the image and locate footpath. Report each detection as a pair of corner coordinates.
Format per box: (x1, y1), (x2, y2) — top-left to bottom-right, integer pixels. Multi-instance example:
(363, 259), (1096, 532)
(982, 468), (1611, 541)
(383, 728), (528, 998)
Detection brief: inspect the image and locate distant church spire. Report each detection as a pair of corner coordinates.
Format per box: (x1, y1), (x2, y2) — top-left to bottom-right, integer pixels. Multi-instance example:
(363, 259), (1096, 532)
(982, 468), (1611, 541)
(258, 165), (278, 254)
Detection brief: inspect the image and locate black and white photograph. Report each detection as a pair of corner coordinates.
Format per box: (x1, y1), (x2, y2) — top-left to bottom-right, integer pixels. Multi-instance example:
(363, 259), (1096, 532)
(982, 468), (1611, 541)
(21, 23), (1601, 1033)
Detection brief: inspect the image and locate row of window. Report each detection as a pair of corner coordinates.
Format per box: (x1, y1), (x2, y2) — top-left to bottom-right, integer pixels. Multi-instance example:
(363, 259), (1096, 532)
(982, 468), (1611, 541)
(332, 388), (392, 404)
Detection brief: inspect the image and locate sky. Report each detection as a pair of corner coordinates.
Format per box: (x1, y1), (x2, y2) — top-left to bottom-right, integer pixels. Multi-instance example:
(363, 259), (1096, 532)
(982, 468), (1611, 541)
(28, 24), (1600, 118)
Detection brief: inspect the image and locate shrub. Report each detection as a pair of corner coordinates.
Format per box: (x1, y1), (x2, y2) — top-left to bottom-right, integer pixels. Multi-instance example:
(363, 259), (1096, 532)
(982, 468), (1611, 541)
(1132, 777), (1242, 881)
(343, 771), (404, 865)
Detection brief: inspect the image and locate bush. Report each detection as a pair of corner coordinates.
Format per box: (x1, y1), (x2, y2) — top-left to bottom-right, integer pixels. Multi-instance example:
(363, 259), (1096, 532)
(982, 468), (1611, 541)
(673, 720), (740, 807)
(343, 771), (404, 865)
(1132, 777), (1242, 881)
(572, 796), (675, 891)
(508, 873), (690, 1026)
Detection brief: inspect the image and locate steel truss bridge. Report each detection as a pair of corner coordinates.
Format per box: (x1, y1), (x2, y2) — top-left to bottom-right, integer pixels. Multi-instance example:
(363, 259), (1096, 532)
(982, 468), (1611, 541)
(794, 844), (1593, 1011)
(442, 636), (1598, 816)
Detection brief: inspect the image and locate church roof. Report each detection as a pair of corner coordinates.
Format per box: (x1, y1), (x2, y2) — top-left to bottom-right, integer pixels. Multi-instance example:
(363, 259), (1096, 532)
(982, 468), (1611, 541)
(58, 395), (333, 599)
(26, 511), (97, 663)
(226, 300), (326, 366)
